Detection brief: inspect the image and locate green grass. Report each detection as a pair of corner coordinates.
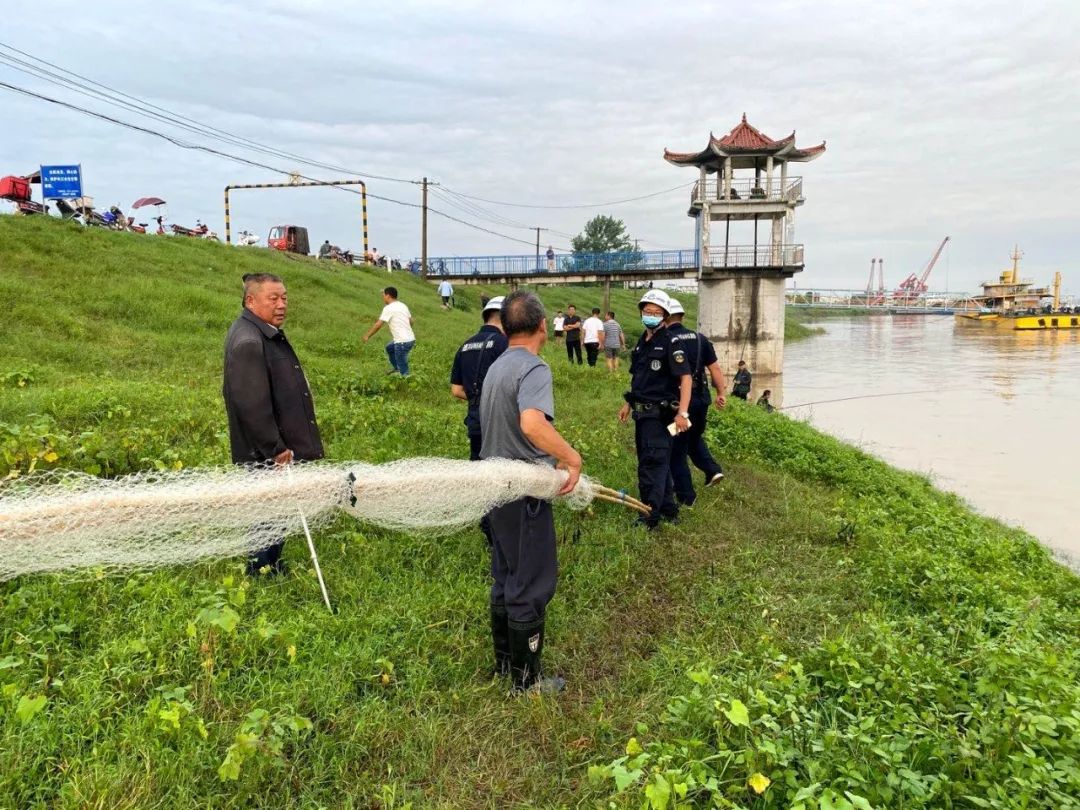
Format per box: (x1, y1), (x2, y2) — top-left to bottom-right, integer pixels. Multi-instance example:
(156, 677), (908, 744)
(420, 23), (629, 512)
(1, 216), (1079, 808)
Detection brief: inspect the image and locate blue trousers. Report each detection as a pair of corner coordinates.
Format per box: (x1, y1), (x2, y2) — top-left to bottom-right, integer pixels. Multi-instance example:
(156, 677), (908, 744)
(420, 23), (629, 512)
(634, 414), (678, 524)
(671, 398), (723, 505)
(488, 497), (557, 623)
(385, 340), (415, 375)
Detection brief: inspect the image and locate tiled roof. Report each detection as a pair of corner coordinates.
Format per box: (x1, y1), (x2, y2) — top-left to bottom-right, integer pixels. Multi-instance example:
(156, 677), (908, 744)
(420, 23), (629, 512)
(664, 114), (825, 165)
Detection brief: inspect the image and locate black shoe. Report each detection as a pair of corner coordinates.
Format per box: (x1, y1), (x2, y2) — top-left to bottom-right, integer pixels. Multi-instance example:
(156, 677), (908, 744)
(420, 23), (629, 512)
(508, 617), (565, 694)
(706, 472), (724, 486)
(635, 516), (661, 531)
(490, 604), (511, 678)
(246, 559), (287, 577)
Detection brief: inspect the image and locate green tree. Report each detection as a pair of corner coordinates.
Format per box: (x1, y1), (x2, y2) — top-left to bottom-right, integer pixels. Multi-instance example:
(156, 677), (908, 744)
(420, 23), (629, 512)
(571, 215), (634, 255)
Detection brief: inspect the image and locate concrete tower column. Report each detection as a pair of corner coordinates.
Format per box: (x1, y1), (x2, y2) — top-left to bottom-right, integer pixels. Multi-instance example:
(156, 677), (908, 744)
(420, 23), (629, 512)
(699, 203), (711, 270)
(765, 155), (774, 196)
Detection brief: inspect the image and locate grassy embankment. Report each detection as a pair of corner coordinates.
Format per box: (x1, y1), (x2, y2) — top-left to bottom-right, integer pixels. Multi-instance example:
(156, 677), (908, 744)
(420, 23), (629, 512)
(1, 216), (1079, 808)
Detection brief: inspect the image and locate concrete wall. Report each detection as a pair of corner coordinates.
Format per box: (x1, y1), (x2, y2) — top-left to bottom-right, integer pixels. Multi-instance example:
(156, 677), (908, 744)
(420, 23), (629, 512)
(697, 274), (788, 375)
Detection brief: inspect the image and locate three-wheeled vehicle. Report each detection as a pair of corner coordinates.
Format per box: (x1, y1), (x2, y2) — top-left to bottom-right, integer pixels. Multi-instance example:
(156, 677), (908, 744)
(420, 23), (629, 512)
(267, 225), (310, 255)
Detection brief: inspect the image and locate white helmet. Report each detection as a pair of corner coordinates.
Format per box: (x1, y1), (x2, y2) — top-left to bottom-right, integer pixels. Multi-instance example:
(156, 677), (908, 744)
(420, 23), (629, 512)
(667, 297), (685, 316)
(638, 289), (671, 313)
(482, 295), (505, 314)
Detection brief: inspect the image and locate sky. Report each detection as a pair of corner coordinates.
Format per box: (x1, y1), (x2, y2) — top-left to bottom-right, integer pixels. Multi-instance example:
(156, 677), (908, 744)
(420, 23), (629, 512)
(3, 0), (1079, 293)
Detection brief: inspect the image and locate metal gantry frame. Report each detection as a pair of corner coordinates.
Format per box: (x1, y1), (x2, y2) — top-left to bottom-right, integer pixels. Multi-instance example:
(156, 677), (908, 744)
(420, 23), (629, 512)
(224, 175), (368, 254)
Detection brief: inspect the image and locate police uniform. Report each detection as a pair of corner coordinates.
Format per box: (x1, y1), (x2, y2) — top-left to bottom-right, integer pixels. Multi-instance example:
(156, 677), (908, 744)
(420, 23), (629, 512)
(626, 323), (690, 526)
(666, 321), (724, 505)
(450, 323), (508, 460)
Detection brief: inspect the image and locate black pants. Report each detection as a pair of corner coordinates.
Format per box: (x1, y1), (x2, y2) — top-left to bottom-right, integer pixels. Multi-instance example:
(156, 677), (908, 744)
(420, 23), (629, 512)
(671, 397), (723, 505)
(248, 539), (284, 573)
(585, 343), (600, 366)
(634, 414), (678, 524)
(469, 432), (483, 462)
(566, 341), (582, 364)
(488, 497), (557, 624)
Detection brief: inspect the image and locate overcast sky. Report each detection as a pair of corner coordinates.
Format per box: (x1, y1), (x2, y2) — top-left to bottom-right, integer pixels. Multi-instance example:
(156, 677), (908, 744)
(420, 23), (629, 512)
(3, 1), (1079, 292)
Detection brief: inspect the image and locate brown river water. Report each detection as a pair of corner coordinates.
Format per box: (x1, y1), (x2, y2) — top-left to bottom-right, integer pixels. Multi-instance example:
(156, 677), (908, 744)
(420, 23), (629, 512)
(770, 315), (1078, 562)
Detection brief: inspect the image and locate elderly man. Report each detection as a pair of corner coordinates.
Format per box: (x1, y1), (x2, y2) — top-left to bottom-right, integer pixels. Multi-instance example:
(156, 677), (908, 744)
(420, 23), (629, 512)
(480, 290), (582, 694)
(223, 273), (323, 576)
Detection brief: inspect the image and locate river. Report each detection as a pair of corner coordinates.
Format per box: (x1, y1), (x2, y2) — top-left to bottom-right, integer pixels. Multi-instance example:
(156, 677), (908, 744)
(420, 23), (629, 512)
(777, 315), (1079, 561)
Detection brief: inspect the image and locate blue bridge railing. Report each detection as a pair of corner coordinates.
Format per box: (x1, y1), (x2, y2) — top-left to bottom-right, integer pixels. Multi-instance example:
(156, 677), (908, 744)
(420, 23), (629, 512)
(423, 248), (700, 278)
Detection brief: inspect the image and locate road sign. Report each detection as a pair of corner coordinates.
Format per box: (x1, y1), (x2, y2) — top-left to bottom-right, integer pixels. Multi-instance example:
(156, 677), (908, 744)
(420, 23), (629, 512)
(40, 165), (83, 200)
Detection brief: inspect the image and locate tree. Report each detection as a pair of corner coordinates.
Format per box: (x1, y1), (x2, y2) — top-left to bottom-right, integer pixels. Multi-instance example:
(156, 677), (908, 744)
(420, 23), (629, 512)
(571, 215), (634, 255)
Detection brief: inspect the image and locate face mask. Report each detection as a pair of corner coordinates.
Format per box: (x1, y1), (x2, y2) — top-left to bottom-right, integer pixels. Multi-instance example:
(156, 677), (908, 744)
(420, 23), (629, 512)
(641, 314), (663, 329)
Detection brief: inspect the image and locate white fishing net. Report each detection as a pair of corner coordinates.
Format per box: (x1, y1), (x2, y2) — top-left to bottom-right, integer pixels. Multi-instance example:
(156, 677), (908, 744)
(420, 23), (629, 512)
(0, 458), (596, 581)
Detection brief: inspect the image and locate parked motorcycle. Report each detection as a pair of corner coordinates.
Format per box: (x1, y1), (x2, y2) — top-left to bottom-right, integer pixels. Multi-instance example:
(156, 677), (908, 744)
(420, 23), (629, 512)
(171, 220), (220, 241)
(127, 217), (147, 234)
(237, 230), (260, 247)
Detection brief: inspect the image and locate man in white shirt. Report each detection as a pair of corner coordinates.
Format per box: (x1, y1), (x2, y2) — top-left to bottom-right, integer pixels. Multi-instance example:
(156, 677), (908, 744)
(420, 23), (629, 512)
(582, 307), (605, 367)
(438, 279), (454, 309)
(363, 286), (416, 376)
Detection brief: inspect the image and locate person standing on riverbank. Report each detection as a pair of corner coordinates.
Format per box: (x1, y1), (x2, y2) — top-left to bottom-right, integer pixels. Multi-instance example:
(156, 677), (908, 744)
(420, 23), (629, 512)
(552, 310), (565, 344)
(732, 360), (752, 400)
(664, 298), (725, 505)
(583, 307), (604, 367)
(480, 290), (581, 694)
(223, 273), (324, 577)
(563, 305), (583, 365)
(450, 296), (508, 460)
(602, 311), (625, 372)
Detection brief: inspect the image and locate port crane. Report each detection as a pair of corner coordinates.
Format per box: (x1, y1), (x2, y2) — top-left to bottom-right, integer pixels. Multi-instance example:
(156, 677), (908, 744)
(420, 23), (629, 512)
(894, 236), (950, 301)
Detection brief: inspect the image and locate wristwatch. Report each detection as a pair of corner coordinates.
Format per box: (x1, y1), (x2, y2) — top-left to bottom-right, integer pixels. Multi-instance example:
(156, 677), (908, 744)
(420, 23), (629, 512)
(678, 411), (689, 419)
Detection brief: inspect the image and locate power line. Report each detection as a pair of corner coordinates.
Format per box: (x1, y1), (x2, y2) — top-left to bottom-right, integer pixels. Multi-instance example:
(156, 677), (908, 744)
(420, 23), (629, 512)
(0, 79), (565, 251)
(437, 181), (694, 210)
(0, 41), (417, 186)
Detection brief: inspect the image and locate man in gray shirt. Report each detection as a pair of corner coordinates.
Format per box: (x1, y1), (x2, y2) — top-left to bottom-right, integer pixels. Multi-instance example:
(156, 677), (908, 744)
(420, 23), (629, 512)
(480, 290), (582, 694)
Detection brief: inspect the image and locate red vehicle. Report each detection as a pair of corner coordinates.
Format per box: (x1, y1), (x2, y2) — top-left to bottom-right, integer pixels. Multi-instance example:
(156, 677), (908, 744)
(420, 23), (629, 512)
(267, 225), (310, 255)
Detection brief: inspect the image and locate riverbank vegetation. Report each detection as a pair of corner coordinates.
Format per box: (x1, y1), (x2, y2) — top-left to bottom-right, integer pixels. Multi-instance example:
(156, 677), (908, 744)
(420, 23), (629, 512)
(1, 216), (1078, 807)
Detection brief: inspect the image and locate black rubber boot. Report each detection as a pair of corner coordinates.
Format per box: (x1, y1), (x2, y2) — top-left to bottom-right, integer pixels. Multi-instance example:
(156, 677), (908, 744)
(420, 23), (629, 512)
(508, 617), (565, 695)
(490, 604), (511, 678)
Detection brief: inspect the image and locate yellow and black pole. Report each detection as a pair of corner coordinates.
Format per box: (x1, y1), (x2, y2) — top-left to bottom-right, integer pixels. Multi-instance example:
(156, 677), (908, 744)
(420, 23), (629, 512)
(223, 178), (368, 255)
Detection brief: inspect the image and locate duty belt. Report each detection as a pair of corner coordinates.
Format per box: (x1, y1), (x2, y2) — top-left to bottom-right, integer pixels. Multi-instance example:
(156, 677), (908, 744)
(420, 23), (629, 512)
(631, 400), (674, 413)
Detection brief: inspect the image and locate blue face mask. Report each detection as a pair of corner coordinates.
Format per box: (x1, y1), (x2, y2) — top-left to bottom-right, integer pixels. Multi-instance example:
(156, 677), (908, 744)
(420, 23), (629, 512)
(641, 314), (664, 329)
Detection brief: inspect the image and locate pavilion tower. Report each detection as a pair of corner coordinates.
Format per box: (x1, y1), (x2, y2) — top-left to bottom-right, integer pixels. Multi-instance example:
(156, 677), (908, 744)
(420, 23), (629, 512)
(664, 115), (825, 376)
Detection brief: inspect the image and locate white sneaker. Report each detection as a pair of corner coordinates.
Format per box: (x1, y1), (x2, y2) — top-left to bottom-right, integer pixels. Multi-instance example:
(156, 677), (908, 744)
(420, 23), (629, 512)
(707, 473), (724, 486)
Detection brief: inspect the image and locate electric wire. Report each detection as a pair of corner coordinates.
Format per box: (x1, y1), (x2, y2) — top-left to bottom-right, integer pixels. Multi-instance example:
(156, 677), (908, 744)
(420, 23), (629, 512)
(437, 182), (694, 210)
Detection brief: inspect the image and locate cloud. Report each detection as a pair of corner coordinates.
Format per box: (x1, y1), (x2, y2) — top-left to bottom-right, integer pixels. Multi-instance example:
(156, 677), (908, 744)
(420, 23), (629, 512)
(2, 0), (1078, 291)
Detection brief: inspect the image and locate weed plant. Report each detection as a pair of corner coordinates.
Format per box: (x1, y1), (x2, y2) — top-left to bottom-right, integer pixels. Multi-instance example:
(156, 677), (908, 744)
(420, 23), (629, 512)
(0, 217), (1077, 808)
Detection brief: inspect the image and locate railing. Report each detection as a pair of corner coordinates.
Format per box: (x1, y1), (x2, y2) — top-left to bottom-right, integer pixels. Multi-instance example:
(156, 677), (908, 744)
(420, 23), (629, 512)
(692, 177), (802, 205)
(785, 288), (971, 310)
(423, 249), (700, 278)
(703, 244), (803, 269)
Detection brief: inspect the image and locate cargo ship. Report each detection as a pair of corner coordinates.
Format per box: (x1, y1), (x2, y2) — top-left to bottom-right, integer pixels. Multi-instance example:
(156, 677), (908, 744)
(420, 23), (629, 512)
(955, 248), (1077, 330)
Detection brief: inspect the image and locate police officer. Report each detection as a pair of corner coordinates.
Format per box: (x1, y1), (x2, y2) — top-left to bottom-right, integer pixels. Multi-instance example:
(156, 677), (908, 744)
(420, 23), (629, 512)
(450, 296), (508, 460)
(665, 298), (726, 506)
(618, 290), (692, 528)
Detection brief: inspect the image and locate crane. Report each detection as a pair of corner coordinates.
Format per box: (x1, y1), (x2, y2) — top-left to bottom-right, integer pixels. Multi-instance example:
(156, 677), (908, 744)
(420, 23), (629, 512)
(894, 237), (950, 301)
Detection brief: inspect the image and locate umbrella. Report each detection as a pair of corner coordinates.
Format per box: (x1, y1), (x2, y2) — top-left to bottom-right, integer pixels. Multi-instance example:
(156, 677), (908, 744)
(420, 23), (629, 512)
(132, 197), (166, 209)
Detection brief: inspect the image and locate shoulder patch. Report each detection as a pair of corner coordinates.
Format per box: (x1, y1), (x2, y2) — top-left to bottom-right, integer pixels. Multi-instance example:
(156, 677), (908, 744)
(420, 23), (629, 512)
(673, 350), (686, 364)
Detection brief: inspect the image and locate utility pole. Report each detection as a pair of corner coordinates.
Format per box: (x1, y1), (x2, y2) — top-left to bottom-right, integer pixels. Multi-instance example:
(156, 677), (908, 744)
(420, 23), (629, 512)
(421, 177), (429, 279)
(534, 226), (545, 270)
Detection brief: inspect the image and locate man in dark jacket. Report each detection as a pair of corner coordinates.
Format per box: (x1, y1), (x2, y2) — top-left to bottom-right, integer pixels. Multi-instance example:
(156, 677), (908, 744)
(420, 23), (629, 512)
(223, 273), (324, 575)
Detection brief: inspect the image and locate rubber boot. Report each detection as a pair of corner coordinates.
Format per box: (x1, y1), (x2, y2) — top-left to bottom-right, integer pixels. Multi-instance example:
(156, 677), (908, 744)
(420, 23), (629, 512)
(490, 604), (511, 678)
(508, 617), (565, 695)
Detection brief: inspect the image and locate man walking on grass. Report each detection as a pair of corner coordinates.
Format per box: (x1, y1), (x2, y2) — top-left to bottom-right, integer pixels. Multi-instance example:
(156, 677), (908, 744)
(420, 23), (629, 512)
(223, 273), (324, 577)
(480, 290), (582, 694)
(363, 286), (416, 376)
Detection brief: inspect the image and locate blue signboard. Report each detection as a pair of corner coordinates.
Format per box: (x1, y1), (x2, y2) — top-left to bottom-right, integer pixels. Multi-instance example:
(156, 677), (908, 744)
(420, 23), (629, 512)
(39, 165), (83, 199)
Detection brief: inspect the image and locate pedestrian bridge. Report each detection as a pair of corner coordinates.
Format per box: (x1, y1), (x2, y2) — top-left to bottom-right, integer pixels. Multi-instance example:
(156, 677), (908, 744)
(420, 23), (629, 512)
(424, 245), (804, 285)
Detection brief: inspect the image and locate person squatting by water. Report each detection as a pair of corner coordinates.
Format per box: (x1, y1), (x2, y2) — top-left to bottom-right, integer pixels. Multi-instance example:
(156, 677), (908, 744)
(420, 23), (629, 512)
(450, 296), (508, 461)
(757, 389), (775, 412)
(664, 298), (726, 506)
(363, 286), (416, 376)
(223, 273), (324, 577)
(563, 304), (582, 364)
(732, 360), (752, 400)
(480, 290), (582, 694)
(619, 289), (692, 529)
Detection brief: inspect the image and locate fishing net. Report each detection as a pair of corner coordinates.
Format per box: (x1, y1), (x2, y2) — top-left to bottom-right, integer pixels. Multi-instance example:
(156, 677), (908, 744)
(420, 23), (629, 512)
(0, 458), (597, 581)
